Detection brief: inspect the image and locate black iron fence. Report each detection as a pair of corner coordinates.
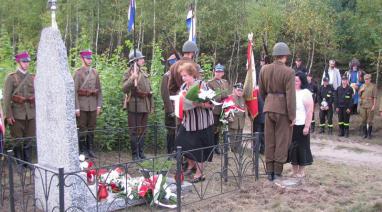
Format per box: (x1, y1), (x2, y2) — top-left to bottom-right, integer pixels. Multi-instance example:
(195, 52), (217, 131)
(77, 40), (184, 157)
(0, 125), (265, 212)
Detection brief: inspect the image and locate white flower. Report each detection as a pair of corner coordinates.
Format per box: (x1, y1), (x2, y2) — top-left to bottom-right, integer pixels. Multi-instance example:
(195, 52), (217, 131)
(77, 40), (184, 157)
(79, 154), (86, 162)
(198, 89), (216, 100)
(79, 161), (88, 170)
(153, 174), (163, 202)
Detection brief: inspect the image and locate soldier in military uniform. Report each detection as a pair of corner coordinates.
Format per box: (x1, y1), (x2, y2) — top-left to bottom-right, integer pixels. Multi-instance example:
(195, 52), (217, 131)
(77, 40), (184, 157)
(318, 77), (335, 134)
(74, 50), (103, 158)
(3, 51), (35, 163)
(335, 76), (353, 137)
(123, 50), (154, 160)
(168, 41), (198, 96)
(227, 83), (246, 153)
(359, 74), (378, 139)
(207, 63), (230, 154)
(160, 54), (177, 154)
(307, 73), (318, 133)
(259, 42), (296, 181)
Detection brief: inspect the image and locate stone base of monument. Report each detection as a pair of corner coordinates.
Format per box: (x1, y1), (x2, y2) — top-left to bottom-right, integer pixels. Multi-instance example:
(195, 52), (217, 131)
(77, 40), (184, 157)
(273, 177), (302, 189)
(167, 178), (194, 193)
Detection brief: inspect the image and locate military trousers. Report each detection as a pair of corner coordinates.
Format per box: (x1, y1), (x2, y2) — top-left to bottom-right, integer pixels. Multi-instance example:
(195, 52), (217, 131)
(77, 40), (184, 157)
(319, 107), (333, 128)
(228, 128), (243, 153)
(338, 108), (351, 129)
(10, 119), (36, 163)
(128, 112), (148, 156)
(165, 112), (176, 154)
(213, 114), (222, 145)
(77, 110), (97, 154)
(264, 112), (293, 175)
(360, 107), (375, 125)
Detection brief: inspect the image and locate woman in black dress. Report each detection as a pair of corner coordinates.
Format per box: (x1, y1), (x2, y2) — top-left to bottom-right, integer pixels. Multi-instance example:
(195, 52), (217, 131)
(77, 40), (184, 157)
(289, 71), (314, 178)
(174, 62), (214, 183)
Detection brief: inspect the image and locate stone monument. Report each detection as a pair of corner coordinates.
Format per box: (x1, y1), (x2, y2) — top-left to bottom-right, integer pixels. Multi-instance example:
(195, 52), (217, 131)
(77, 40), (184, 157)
(33, 1), (87, 210)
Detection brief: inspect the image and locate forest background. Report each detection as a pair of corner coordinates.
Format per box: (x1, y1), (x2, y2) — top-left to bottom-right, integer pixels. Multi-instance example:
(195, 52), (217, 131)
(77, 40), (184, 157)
(0, 0), (381, 150)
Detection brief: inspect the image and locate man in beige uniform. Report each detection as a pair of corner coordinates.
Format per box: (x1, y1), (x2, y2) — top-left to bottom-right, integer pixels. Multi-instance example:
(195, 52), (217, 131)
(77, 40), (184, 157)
(228, 83), (246, 153)
(123, 49), (154, 160)
(359, 74), (377, 139)
(207, 63), (230, 154)
(259, 42), (296, 181)
(3, 51), (35, 163)
(74, 50), (103, 158)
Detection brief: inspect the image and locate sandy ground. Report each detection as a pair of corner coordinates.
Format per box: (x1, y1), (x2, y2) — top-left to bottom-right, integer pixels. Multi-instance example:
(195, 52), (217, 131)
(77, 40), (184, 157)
(184, 134), (382, 212)
(183, 110), (382, 212)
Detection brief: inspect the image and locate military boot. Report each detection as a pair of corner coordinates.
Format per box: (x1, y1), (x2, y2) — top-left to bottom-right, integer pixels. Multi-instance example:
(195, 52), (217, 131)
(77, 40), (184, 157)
(363, 125), (368, 139)
(86, 133), (97, 158)
(131, 136), (140, 161)
(78, 133), (87, 156)
(367, 126), (373, 139)
(138, 137), (146, 159)
(319, 126), (325, 134)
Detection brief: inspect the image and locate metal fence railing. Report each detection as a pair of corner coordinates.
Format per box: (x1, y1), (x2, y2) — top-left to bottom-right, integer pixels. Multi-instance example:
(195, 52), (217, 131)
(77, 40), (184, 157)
(0, 125), (265, 212)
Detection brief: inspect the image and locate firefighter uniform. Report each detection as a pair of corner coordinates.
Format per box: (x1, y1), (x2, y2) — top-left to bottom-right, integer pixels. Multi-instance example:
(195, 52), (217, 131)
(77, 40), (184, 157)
(318, 79), (335, 134)
(335, 77), (353, 137)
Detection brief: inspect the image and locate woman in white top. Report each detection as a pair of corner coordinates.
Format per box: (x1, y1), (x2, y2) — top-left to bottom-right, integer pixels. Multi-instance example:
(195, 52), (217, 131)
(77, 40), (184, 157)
(288, 71), (314, 178)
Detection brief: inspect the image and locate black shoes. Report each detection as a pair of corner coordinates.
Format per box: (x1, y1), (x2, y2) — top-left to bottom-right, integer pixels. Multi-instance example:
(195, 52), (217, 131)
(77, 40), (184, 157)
(267, 172), (282, 181)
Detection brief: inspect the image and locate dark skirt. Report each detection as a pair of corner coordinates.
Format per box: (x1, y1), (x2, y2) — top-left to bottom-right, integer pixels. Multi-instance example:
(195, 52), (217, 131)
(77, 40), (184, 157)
(287, 125), (313, 166)
(175, 125), (214, 163)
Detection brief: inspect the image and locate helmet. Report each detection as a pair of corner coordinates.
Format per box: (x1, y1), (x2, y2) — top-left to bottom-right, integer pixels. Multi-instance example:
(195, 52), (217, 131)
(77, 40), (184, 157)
(272, 42), (291, 56)
(182, 41), (198, 53)
(128, 49), (145, 63)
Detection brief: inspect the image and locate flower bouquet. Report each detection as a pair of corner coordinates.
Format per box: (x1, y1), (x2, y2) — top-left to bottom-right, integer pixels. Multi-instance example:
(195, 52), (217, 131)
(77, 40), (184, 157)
(220, 95), (245, 124)
(185, 84), (222, 105)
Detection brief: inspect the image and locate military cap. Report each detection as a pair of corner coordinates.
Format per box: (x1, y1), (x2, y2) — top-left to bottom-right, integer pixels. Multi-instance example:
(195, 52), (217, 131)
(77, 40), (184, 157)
(341, 75), (348, 80)
(233, 82), (244, 90)
(214, 63), (225, 72)
(15, 51), (31, 62)
(323, 77), (329, 82)
(80, 49), (93, 59)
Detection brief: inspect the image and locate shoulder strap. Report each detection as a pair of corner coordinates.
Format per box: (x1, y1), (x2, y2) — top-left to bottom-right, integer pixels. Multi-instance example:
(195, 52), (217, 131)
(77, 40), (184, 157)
(12, 73), (30, 96)
(80, 67), (93, 89)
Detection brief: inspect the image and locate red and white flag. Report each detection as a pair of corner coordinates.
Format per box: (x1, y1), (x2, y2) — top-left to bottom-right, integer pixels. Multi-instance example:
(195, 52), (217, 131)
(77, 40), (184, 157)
(243, 33), (259, 119)
(170, 91), (186, 121)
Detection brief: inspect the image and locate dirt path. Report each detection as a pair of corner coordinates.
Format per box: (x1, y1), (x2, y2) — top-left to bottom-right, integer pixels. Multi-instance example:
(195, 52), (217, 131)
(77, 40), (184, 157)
(311, 133), (382, 169)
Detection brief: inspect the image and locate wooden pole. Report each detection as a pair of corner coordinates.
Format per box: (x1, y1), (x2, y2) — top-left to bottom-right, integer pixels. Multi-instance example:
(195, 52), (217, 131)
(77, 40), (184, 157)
(376, 49), (381, 88)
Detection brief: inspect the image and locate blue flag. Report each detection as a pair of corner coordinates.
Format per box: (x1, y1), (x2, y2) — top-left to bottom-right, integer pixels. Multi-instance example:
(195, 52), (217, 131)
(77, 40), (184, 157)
(128, 0), (136, 32)
(186, 7), (196, 42)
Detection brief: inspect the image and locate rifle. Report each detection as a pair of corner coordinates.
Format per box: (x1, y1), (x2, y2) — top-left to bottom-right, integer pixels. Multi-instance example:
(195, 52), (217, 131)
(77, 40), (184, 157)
(261, 34), (270, 64)
(162, 30), (182, 60)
